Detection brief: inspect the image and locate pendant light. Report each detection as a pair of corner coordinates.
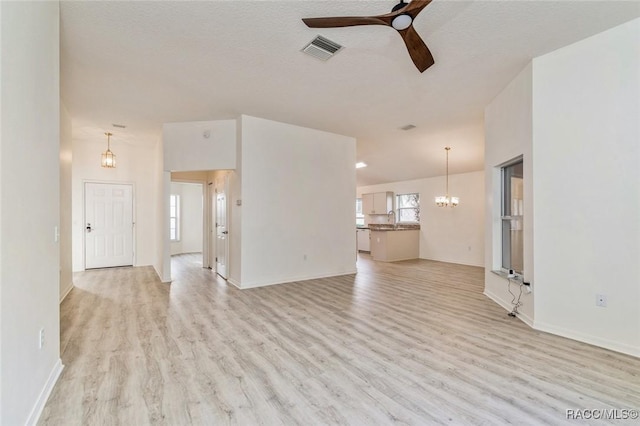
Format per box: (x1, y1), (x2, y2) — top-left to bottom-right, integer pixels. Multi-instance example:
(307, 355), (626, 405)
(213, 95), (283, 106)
(101, 132), (116, 168)
(435, 146), (459, 207)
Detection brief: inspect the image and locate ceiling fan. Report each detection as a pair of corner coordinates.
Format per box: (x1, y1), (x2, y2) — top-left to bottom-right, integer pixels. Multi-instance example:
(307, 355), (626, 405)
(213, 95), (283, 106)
(302, 0), (435, 72)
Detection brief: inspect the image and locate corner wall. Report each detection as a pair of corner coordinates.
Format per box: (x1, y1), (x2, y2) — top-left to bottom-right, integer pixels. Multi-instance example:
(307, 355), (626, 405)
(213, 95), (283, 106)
(358, 171), (485, 267)
(238, 115), (356, 288)
(484, 63), (534, 324)
(0, 2), (63, 423)
(60, 103), (73, 301)
(484, 18), (639, 356)
(532, 18), (639, 356)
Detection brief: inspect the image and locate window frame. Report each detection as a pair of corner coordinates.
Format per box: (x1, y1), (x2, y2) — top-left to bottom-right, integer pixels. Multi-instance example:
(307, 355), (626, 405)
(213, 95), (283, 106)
(355, 198), (365, 226)
(500, 159), (524, 274)
(396, 193), (420, 224)
(170, 194), (180, 242)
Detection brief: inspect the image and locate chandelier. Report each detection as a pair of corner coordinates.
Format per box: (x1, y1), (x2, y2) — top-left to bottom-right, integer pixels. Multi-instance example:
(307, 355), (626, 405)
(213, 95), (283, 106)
(101, 132), (116, 168)
(435, 146), (459, 207)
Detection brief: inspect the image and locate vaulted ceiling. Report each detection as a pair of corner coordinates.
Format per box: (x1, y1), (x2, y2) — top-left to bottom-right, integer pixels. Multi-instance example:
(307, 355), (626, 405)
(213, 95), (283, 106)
(60, 1), (640, 185)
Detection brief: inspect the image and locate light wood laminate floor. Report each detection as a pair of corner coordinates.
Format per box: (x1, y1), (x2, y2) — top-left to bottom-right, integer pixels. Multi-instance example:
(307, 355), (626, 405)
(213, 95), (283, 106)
(40, 254), (640, 425)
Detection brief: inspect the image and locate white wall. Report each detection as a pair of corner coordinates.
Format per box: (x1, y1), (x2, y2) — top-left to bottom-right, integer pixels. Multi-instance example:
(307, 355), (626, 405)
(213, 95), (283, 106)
(236, 115), (356, 288)
(0, 2), (63, 424)
(484, 18), (639, 356)
(60, 104), (73, 301)
(484, 63), (535, 324)
(163, 120), (236, 172)
(161, 120), (237, 281)
(170, 182), (203, 255)
(72, 136), (161, 271)
(532, 19), (639, 356)
(358, 171), (485, 267)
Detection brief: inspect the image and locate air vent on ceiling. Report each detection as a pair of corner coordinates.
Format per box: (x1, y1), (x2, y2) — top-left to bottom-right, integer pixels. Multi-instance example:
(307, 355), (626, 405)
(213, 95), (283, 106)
(302, 35), (343, 61)
(112, 123), (127, 129)
(400, 124), (416, 131)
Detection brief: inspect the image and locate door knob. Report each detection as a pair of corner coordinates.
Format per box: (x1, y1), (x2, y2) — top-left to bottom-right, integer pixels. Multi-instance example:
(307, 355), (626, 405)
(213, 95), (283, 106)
(222, 231), (228, 235)
(86, 223), (92, 233)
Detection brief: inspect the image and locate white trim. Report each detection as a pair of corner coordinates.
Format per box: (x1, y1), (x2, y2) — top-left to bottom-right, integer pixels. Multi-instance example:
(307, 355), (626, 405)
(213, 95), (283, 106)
(419, 256), (484, 268)
(484, 289), (534, 327)
(237, 269), (358, 290)
(59, 283), (74, 303)
(533, 321), (640, 358)
(227, 277), (242, 289)
(25, 359), (64, 426)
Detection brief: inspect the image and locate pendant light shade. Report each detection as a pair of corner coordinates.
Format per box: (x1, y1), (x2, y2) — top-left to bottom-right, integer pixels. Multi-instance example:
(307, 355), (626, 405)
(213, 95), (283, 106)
(101, 132), (116, 168)
(435, 147), (459, 207)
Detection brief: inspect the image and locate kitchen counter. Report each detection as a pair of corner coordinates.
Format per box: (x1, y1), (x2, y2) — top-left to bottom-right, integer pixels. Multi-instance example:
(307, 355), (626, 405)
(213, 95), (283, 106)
(368, 223), (420, 231)
(369, 226), (420, 261)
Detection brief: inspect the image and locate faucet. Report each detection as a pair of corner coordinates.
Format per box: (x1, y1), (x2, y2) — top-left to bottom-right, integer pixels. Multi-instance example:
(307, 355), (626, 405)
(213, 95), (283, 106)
(387, 210), (396, 225)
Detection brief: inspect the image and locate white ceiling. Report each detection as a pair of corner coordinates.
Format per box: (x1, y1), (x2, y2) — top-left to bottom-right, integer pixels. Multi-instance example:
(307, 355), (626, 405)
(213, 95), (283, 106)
(60, 1), (640, 186)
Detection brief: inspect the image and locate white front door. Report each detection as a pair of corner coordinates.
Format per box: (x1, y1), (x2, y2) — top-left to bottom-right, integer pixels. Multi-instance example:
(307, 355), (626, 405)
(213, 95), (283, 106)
(85, 182), (134, 269)
(216, 191), (227, 279)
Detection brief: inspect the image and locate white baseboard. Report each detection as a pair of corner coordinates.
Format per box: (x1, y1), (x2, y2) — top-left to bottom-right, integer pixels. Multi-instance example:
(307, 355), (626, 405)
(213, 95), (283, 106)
(227, 278), (241, 289)
(484, 289), (534, 327)
(533, 321), (639, 358)
(25, 358), (64, 426)
(419, 255), (484, 268)
(235, 269), (358, 290)
(59, 283), (74, 303)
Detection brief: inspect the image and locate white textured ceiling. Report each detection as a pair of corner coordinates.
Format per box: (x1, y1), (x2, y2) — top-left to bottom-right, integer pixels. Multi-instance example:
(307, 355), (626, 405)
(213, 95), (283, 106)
(60, 1), (640, 185)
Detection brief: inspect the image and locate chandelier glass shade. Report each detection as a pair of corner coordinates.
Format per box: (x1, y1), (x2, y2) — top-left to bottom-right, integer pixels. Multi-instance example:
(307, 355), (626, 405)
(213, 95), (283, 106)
(435, 147), (459, 207)
(101, 132), (116, 168)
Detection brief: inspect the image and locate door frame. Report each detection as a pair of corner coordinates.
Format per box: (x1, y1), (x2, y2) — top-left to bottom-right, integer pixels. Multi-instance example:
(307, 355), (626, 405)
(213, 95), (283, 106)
(214, 188), (228, 279)
(83, 180), (136, 271)
(210, 173), (230, 279)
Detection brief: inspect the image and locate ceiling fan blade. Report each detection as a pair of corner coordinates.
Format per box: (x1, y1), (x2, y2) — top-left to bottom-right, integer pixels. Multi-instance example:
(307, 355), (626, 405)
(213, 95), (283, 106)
(303, 16), (388, 28)
(302, 1), (436, 72)
(398, 25), (434, 72)
(401, 0), (433, 19)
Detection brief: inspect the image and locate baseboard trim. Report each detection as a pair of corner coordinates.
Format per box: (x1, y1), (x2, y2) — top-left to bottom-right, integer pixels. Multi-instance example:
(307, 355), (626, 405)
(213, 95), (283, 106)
(484, 289), (534, 327)
(25, 358), (64, 426)
(227, 278), (241, 289)
(533, 321), (639, 358)
(60, 283), (74, 303)
(419, 256), (484, 268)
(234, 269), (358, 290)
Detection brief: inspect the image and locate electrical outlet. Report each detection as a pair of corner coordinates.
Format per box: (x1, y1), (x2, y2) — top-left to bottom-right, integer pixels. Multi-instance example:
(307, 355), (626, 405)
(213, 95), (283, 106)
(596, 294), (607, 308)
(39, 328), (45, 349)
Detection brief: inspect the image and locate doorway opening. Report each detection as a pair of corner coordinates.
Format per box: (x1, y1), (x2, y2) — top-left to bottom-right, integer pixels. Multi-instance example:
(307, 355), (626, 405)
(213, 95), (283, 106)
(169, 181), (204, 267)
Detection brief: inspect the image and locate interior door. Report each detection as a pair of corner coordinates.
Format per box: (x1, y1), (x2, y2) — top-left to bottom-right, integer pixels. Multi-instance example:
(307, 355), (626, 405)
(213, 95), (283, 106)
(215, 191), (228, 279)
(85, 182), (134, 269)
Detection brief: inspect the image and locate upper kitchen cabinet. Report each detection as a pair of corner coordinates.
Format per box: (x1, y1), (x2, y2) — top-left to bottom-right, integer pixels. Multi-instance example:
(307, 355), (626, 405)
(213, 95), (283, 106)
(362, 192), (394, 215)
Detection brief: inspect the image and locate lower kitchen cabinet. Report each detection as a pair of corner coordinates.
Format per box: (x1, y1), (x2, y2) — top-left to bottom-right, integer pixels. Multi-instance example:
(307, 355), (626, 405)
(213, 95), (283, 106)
(356, 228), (370, 252)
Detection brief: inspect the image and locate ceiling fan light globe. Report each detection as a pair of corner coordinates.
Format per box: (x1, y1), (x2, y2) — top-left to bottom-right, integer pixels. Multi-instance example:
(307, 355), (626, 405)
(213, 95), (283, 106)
(391, 14), (412, 30)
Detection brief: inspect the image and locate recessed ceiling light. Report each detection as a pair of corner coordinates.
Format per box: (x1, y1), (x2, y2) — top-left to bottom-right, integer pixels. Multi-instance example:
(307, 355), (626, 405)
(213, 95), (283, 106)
(356, 162), (367, 169)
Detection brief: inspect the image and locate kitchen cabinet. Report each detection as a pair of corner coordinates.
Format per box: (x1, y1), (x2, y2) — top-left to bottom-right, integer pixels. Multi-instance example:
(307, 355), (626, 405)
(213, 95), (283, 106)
(362, 192), (393, 215)
(370, 229), (419, 262)
(357, 228), (370, 252)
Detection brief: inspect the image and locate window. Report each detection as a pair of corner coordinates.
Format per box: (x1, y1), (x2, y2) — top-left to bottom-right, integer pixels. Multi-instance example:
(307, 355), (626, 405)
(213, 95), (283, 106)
(170, 194), (180, 241)
(396, 193), (420, 223)
(501, 160), (523, 273)
(356, 198), (365, 226)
